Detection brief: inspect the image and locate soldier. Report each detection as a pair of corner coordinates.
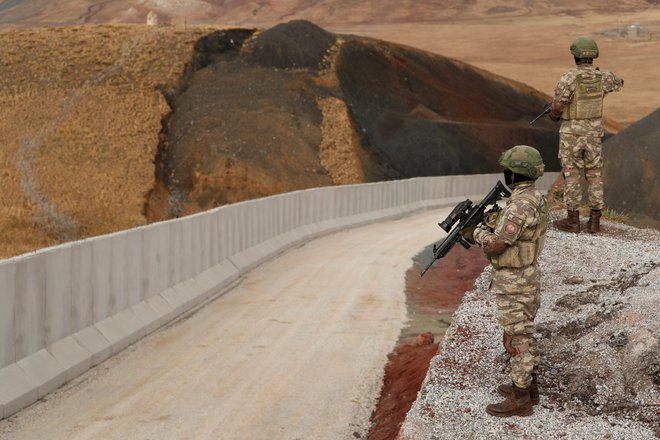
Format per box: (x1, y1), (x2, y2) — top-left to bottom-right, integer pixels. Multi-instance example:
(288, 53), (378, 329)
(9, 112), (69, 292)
(461, 145), (548, 417)
(550, 36), (624, 233)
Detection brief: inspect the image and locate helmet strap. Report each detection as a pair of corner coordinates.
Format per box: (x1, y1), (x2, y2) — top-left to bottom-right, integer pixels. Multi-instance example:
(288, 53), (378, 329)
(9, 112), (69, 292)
(504, 169), (515, 187)
(504, 169), (533, 187)
(574, 57), (594, 65)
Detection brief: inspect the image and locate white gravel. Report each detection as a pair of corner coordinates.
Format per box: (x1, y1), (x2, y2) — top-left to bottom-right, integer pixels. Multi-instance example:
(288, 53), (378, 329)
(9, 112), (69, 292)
(400, 217), (660, 440)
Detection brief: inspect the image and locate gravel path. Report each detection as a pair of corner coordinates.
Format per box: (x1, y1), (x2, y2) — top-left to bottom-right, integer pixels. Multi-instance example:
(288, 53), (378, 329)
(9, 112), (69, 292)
(0, 208), (451, 440)
(400, 218), (660, 440)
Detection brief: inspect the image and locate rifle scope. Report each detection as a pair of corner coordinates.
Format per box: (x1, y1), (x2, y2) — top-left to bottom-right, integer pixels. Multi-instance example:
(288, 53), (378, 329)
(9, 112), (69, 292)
(438, 200), (473, 232)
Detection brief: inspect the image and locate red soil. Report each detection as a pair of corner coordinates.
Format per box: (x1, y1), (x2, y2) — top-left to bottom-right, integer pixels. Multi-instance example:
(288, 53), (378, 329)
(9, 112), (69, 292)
(367, 245), (489, 440)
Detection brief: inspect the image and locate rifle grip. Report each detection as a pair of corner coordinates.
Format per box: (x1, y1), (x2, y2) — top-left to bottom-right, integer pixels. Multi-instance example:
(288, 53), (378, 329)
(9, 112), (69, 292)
(459, 237), (471, 249)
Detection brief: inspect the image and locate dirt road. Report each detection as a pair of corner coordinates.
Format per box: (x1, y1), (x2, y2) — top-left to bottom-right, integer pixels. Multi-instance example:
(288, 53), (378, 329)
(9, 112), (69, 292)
(0, 208), (451, 440)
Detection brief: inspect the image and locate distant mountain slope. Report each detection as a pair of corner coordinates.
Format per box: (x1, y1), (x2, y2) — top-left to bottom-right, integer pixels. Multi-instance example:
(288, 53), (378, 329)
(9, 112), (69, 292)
(0, 0), (655, 27)
(335, 38), (559, 177)
(603, 108), (660, 228)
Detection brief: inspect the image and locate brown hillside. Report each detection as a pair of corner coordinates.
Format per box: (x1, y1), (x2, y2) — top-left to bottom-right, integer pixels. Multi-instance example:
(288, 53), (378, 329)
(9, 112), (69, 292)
(335, 38), (560, 177)
(1, 0), (655, 27)
(0, 20), (648, 260)
(0, 25), (231, 257)
(146, 20), (560, 220)
(603, 109), (660, 229)
(2, 1), (659, 128)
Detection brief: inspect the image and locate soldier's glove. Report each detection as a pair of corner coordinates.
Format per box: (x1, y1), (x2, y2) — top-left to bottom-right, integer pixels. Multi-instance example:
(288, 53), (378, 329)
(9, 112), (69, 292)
(460, 227), (476, 244)
(549, 113), (561, 122)
(483, 236), (507, 256)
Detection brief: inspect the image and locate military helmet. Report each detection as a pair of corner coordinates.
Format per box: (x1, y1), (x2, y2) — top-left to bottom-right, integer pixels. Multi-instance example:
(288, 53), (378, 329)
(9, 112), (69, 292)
(499, 145), (545, 179)
(570, 36), (599, 59)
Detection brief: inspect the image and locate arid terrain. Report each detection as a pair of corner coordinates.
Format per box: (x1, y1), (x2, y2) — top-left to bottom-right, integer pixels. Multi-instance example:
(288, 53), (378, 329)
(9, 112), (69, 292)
(2, 1), (659, 126)
(0, 2), (658, 439)
(1, 21), (564, 259)
(1, 1), (659, 260)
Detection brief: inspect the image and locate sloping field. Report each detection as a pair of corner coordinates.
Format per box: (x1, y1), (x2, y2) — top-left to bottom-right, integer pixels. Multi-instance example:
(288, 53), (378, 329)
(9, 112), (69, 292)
(0, 25), (227, 257)
(0, 21), (562, 259)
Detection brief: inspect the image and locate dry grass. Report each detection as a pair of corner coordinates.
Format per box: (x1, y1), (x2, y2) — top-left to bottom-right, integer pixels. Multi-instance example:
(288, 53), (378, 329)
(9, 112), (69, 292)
(0, 24), (225, 259)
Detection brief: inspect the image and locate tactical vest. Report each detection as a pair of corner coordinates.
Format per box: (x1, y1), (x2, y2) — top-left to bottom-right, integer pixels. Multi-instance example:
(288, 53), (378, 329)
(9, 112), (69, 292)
(491, 192), (548, 269)
(562, 70), (604, 120)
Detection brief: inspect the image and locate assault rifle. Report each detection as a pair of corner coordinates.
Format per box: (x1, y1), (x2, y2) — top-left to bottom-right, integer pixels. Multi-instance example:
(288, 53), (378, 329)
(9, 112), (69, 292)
(529, 103), (552, 124)
(419, 180), (511, 277)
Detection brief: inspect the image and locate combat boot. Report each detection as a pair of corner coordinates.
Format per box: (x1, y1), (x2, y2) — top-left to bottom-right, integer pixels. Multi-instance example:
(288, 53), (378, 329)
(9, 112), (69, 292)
(553, 210), (580, 233)
(497, 374), (540, 405)
(486, 385), (533, 417)
(586, 209), (601, 233)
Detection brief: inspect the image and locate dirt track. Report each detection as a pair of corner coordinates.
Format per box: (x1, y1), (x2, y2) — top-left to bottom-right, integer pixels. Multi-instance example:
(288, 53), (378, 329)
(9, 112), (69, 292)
(0, 208), (451, 440)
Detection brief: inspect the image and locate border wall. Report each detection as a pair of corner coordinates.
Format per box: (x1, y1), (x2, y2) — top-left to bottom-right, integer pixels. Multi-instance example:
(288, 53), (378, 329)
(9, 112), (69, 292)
(0, 173), (559, 419)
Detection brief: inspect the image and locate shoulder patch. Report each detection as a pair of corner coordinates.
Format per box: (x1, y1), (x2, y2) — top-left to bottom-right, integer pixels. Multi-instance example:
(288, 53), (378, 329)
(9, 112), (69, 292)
(495, 209), (526, 243)
(505, 222), (518, 235)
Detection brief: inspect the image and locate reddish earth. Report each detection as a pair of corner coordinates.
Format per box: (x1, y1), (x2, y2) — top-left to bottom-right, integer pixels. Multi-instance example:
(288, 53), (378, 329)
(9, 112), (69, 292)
(368, 245), (489, 440)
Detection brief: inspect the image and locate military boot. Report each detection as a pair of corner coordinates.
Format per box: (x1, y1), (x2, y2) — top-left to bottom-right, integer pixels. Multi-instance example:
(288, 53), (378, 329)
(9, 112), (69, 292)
(497, 374), (540, 405)
(586, 209), (602, 233)
(486, 385), (533, 417)
(553, 210), (580, 233)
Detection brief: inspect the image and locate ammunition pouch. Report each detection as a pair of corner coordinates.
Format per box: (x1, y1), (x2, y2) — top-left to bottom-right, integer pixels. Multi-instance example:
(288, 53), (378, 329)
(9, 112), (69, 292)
(491, 192), (547, 269)
(491, 241), (538, 269)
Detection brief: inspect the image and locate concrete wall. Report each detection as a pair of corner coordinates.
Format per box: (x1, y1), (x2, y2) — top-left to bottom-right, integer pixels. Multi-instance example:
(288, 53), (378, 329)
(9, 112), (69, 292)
(0, 173), (558, 419)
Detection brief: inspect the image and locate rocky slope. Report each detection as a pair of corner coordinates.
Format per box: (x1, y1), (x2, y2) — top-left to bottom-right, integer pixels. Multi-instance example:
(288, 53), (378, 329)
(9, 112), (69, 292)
(399, 218), (660, 439)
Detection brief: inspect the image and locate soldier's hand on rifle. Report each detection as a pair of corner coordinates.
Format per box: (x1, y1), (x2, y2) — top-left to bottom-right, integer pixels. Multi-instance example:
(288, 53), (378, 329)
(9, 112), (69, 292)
(549, 100), (563, 121)
(483, 236), (507, 257)
(460, 227), (476, 244)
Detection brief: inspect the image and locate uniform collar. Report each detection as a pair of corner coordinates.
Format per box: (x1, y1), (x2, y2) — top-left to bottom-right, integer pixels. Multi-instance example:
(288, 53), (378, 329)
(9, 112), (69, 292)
(577, 64), (595, 71)
(509, 181), (535, 191)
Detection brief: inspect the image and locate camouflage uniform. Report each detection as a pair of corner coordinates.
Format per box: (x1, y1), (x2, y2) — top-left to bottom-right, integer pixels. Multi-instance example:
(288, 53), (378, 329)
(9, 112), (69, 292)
(553, 65), (624, 210)
(474, 181), (548, 388)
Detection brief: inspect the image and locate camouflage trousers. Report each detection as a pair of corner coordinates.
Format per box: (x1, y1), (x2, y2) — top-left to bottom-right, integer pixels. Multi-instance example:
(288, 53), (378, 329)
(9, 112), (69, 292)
(559, 133), (604, 210)
(491, 263), (541, 389)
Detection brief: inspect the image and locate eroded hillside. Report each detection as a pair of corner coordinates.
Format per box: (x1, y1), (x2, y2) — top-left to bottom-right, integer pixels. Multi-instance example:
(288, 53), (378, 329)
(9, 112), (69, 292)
(0, 24), (230, 257)
(146, 20), (562, 221)
(0, 20), (638, 260)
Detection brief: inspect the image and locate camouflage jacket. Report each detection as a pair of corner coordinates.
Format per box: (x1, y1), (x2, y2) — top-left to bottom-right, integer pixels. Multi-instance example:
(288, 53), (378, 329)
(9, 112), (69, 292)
(474, 181), (548, 269)
(553, 64), (624, 137)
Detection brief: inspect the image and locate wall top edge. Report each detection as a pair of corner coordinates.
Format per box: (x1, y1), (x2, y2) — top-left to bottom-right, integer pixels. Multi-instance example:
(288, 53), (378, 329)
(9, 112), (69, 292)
(1, 173), (559, 263)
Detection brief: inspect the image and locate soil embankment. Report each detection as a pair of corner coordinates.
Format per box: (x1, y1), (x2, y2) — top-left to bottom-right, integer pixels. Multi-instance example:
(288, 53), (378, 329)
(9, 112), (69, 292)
(368, 245), (488, 440)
